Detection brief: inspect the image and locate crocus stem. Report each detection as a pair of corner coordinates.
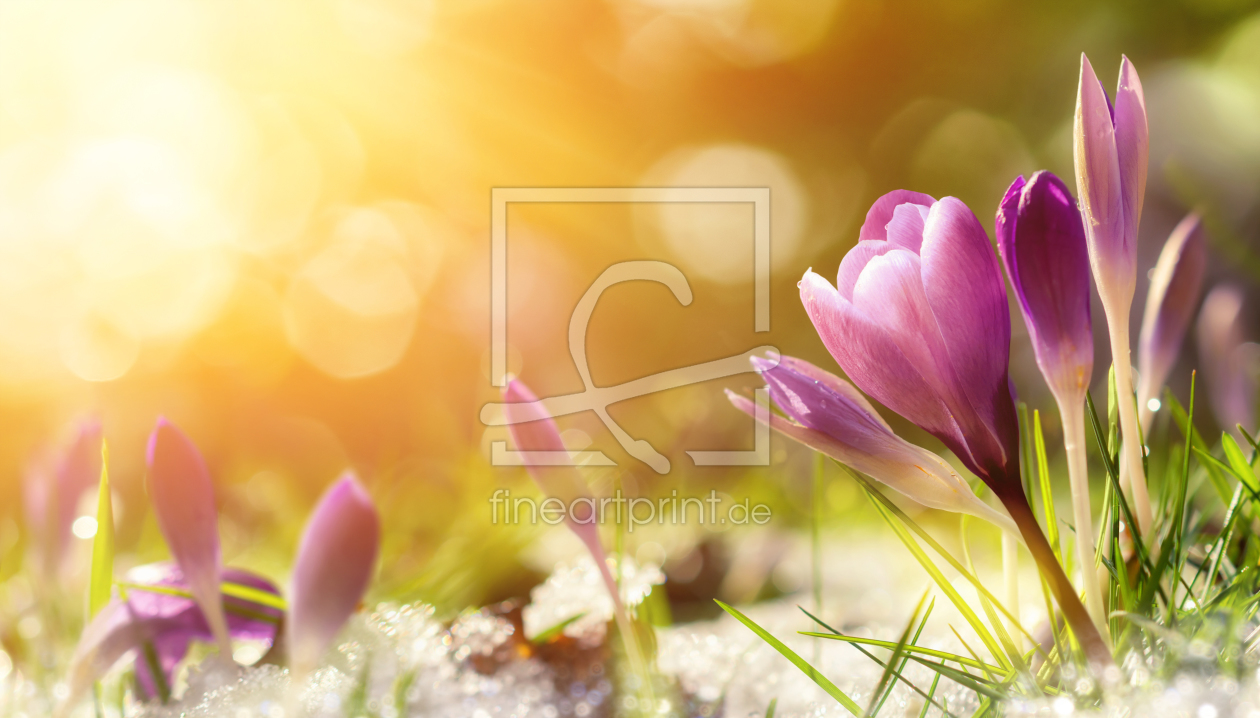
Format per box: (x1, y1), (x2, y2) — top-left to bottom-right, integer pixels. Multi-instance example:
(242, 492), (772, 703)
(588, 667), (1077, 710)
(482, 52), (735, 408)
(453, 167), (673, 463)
(1057, 393), (1107, 638)
(995, 488), (1113, 668)
(1001, 531), (1020, 650)
(1107, 323), (1153, 536)
(572, 523), (653, 699)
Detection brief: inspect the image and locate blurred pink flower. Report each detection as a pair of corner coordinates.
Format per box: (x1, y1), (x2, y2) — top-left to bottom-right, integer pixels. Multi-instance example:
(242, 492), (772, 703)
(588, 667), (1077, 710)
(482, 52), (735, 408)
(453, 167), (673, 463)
(287, 473), (380, 676)
(23, 419), (102, 582)
(145, 418), (232, 656)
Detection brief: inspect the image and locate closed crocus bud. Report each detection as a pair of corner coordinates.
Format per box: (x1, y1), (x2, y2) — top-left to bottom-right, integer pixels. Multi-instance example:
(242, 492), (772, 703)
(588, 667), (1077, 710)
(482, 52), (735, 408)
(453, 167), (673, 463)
(1197, 285), (1257, 436)
(1074, 53), (1147, 307)
(501, 379), (594, 520)
(733, 356), (1016, 534)
(288, 474), (379, 676)
(1136, 214), (1206, 434)
(996, 173), (1110, 631)
(996, 171), (1094, 402)
(1074, 54), (1153, 538)
(799, 190), (1019, 489)
(146, 418), (231, 657)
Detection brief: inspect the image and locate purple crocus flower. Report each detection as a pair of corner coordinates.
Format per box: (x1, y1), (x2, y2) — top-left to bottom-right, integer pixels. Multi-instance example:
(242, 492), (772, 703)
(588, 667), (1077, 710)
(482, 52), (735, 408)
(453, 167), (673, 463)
(995, 172), (1107, 631)
(65, 563), (281, 707)
(730, 355), (1016, 534)
(24, 420), (102, 582)
(287, 473), (380, 677)
(996, 171), (1094, 401)
(146, 418), (232, 656)
(1074, 53), (1153, 535)
(800, 190), (1111, 664)
(1197, 285), (1256, 436)
(1136, 213), (1206, 435)
(799, 190), (1018, 488)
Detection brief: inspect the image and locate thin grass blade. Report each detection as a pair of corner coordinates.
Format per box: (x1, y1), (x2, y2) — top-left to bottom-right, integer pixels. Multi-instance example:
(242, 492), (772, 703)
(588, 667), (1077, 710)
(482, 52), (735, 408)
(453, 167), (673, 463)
(716, 600), (862, 716)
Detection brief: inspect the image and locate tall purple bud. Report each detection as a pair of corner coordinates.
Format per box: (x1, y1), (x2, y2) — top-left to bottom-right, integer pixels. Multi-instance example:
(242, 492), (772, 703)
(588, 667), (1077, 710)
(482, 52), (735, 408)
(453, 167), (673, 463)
(996, 172), (1094, 400)
(145, 419), (232, 657)
(1136, 214), (1207, 435)
(996, 171), (1105, 632)
(288, 473), (381, 677)
(800, 189), (1112, 665)
(1074, 53), (1152, 536)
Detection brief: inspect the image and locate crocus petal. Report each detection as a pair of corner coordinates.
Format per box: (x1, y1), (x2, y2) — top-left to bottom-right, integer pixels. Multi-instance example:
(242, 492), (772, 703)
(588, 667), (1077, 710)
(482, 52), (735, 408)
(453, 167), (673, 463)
(857, 189), (936, 242)
(1197, 285), (1256, 435)
(1137, 213), (1206, 429)
(502, 379), (591, 507)
(920, 197), (1020, 475)
(288, 474), (380, 675)
(24, 421), (102, 581)
(800, 270), (972, 466)
(146, 418), (231, 655)
(766, 355), (894, 433)
(835, 241), (897, 300)
(1113, 55), (1148, 254)
(996, 171), (1094, 400)
(886, 203), (931, 252)
(728, 363), (1015, 535)
(1075, 54), (1131, 300)
(62, 562), (281, 710)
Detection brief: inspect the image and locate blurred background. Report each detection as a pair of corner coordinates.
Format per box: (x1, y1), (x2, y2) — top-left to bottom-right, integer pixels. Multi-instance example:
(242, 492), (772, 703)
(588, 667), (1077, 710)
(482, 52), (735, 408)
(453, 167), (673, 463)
(2, 0), (1260, 638)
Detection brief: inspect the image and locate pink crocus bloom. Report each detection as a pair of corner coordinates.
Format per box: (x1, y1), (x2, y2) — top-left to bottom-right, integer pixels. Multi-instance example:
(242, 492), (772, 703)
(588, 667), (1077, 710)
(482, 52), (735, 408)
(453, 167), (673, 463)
(287, 473), (381, 677)
(24, 420), (102, 582)
(1136, 213), (1207, 435)
(146, 418), (232, 657)
(1197, 285), (1257, 437)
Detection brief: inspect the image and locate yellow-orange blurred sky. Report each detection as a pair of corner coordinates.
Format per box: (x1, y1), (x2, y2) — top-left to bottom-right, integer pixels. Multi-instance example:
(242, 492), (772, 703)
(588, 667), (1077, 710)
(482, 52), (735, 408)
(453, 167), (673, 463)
(2, 0), (1260, 555)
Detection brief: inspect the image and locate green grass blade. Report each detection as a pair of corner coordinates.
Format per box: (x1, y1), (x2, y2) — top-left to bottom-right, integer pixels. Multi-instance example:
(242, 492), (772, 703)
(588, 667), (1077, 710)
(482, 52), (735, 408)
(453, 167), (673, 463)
(221, 580), (288, 611)
(765, 697), (777, 718)
(531, 612), (587, 644)
(1086, 391), (1153, 571)
(798, 633), (1002, 673)
(903, 655), (1007, 701)
(715, 600), (862, 716)
(1201, 483), (1245, 608)
(872, 596), (934, 716)
(849, 471), (1043, 655)
(918, 674), (942, 718)
(88, 440), (114, 620)
(1107, 364), (1120, 464)
(1165, 388), (1232, 505)
(863, 489), (1009, 669)
(1032, 411), (1062, 564)
(959, 518), (1037, 690)
(797, 606), (959, 718)
(812, 452), (824, 666)
(867, 590), (929, 716)
(950, 626), (1000, 683)
(1222, 434), (1260, 495)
